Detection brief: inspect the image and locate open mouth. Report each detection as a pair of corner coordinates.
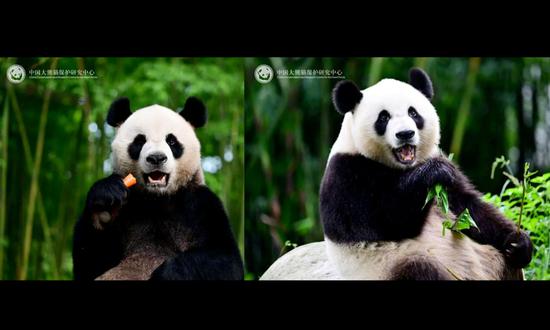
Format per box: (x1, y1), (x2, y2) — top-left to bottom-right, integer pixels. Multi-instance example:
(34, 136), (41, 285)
(144, 171), (169, 187)
(392, 144), (416, 165)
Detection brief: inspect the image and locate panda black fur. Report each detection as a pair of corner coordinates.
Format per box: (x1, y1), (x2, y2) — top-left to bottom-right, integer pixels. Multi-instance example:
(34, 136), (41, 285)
(72, 97), (244, 280)
(319, 68), (533, 280)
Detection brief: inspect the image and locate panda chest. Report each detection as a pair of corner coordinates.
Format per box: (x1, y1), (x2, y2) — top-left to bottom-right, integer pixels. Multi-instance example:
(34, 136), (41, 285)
(119, 206), (199, 256)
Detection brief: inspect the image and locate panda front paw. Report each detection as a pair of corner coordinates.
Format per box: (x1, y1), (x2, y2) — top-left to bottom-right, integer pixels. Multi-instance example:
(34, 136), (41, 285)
(86, 174), (128, 230)
(504, 230), (533, 269)
(404, 157), (455, 191)
(424, 158), (457, 187)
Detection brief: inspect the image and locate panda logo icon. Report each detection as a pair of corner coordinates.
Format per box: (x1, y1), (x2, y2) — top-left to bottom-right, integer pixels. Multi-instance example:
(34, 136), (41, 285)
(254, 64), (274, 84)
(7, 64), (26, 84)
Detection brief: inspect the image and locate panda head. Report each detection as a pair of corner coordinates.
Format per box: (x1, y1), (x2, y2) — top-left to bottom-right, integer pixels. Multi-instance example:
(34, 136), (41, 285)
(108, 96), (207, 195)
(332, 68), (440, 169)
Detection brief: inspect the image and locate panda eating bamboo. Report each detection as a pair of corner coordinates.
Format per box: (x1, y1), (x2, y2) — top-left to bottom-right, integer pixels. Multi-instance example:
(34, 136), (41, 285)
(261, 68), (533, 280)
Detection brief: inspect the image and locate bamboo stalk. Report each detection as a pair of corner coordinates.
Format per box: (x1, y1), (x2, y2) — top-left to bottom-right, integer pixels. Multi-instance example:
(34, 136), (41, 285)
(37, 195), (57, 278)
(232, 99), (245, 258)
(8, 77), (60, 278)
(17, 59), (57, 279)
(55, 57), (91, 274)
(8, 83), (33, 277)
(450, 57), (481, 159)
(54, 181), (68, 273)
(0, 93), (9, 278)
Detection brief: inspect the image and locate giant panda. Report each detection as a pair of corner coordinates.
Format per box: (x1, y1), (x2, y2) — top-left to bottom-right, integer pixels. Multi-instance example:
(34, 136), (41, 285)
(72, 96), (244, 280)
(261, 68), (533, 280)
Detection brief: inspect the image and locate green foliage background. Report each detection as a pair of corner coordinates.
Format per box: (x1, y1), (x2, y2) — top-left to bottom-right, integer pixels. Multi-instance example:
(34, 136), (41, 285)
(245, 57), (550, 280)
(0, 57), (244, 280)
(485, 161), (550, 280)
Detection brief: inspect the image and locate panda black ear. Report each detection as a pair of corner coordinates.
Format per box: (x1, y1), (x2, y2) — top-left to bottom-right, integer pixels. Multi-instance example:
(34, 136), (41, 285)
(409, 68), (434, 100)
(180, 96), (207, 128)
(107, 97), (132, 127)
(332, 80), (363, 115)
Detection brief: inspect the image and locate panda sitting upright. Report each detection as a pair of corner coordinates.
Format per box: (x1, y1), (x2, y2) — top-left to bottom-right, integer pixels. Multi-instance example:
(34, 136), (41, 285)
(261, 68), (532, 280)
(73, 97), (244, 280)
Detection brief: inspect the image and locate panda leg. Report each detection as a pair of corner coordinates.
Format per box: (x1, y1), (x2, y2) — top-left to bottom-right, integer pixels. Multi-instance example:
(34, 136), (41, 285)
(389, 257), (453, 280)
(149, 247), (244, 280)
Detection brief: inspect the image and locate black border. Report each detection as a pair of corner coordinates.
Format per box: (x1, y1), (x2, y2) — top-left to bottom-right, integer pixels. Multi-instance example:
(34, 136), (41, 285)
(4, 34), (550, 57)
(0, 280), (547, 311)
(1, 13), (549, 316)
(3, 14), (550, 57)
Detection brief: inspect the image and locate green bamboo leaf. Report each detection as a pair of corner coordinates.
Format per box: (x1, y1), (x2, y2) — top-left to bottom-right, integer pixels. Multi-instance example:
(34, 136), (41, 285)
(440, 208), (478, 236)
(442, 220), (453, 236)
(423, 188), (436, 209)
(457, 209), (478, 230)
(435, 184), (442, 195)
(465, 211), (479, 230)
(454, 220), (470, 231)
(440, 189), (449, 214)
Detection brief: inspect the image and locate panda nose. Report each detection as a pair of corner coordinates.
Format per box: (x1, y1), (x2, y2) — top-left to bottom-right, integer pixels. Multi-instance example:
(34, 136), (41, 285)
(146, 153), (167, 165)
(396, 130), (415, 140)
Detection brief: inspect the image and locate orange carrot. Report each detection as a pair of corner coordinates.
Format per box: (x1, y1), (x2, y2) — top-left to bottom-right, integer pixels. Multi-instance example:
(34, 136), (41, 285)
(123, 173), (137, 188)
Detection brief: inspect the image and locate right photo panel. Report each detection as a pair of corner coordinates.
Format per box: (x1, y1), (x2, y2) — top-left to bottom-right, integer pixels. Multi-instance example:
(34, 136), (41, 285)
(245, 57), (550, 280)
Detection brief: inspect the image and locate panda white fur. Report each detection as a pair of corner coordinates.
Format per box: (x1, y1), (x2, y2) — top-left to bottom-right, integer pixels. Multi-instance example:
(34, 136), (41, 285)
(72, 97), (243, 280)
(261, 68), (532, 280)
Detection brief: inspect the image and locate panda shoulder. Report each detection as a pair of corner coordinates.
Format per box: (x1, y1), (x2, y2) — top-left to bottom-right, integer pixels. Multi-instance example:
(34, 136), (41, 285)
(178, 185), (226, 213)
(192, 185), (223, 203)
(325, 153), (382, 179)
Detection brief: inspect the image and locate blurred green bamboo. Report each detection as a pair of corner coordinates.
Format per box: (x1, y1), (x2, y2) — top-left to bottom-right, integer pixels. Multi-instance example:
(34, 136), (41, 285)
(0, 94), (8, 278)
(450, 57), (480, 159)
(17, 59), (56, 279)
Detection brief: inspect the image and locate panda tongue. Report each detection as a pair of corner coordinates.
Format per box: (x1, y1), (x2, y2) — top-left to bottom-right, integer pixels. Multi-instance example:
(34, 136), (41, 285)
(400, 145), (414, 161)
(148, 172), (166, 184)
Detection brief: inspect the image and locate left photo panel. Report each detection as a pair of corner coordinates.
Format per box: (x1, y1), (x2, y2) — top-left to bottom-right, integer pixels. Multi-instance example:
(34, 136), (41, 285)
(0, 58), (244, 280)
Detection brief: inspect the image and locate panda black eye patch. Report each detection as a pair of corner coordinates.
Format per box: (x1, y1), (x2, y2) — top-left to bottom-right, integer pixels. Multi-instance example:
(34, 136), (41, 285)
(166, 134), (184, 158)
(128, 134), (147, 160)
(408, 106), (424, 129)
(374, 110), (391, 136)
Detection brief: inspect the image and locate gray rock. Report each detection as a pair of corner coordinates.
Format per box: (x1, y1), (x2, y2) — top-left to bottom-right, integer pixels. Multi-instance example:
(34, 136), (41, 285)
(260, 241), (342, 280)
